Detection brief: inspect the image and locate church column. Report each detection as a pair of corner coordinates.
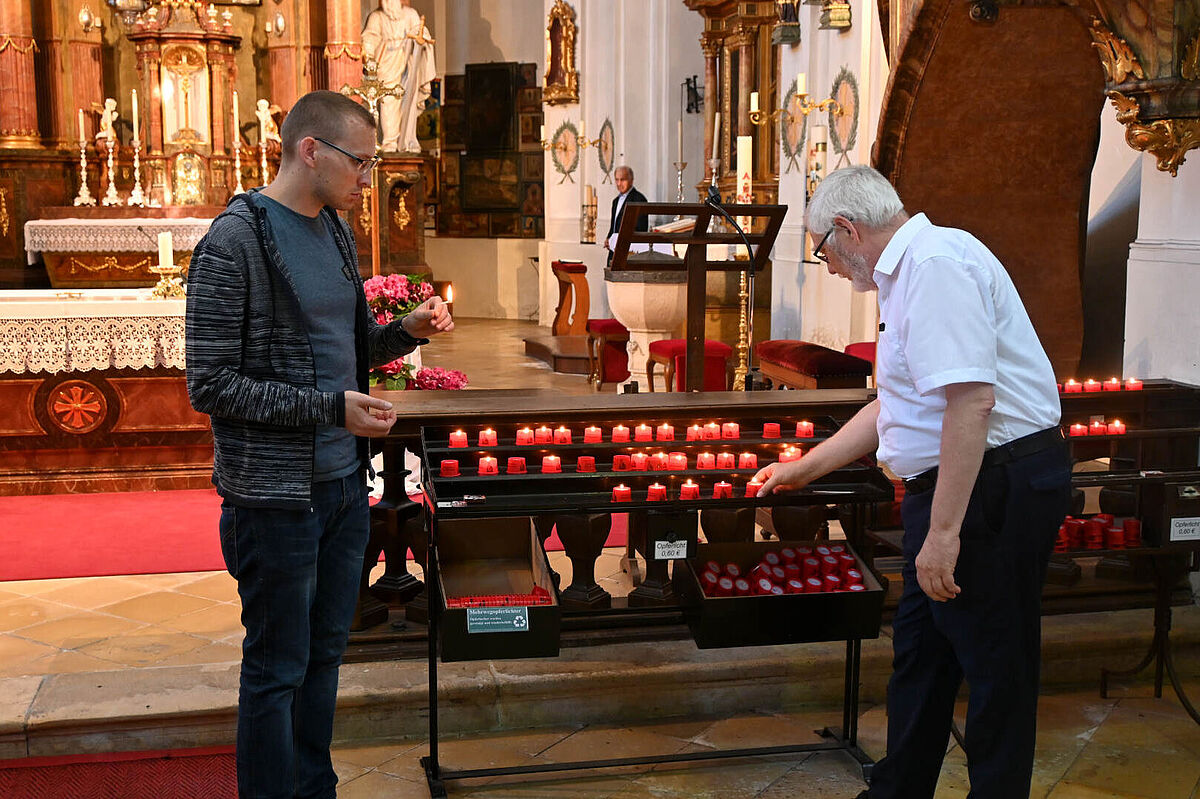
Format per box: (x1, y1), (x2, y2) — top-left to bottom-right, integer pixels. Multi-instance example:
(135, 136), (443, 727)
(728, 26), (755, 139)
(700, 33), (720, 182)
(67, 18), (103, 142)
(135, 41), (164, 154)
(267, 8), (299, 110)
(324, 0), (362, 92)
(0, 1), (40, 147)
(207, 41), (236, 156)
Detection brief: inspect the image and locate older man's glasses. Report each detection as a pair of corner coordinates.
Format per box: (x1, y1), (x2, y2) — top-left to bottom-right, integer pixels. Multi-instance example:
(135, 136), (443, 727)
(810, 227), (835, 264)
(314, 137), (381, 174)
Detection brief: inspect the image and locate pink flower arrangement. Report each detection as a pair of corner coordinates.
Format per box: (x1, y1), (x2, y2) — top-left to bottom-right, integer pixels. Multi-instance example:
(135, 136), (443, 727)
(412, 366), (469, 390)
(364, 275), (467, 390)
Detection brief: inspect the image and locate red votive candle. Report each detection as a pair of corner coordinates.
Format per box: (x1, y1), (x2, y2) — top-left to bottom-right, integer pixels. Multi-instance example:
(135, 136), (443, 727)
(701, 571), (720, 595)
(823, 574), (843, 592)
(584, 425), (602, 443)
(697, 452), (716, 469)
(1068, 423), (1088, 437)
(1103, 377), (1122, 392)
(704, 560), (722, 576)
(679, 480), (700, 500)
(838, 553), (858, 573)
(1125, 377), (1143, 391)
(1107, 419), (1126, 435)
(802, 557), (821, 578)
(721, 422), (740, 439)
(795, 420), (815, 438)
(1123, 518), (1142, 546)
(478, 428), (498, 447)
(634, 424), (653, 442)
(1089, 420), (1108, 435)
(780, 547), (798, 564)
(821, 555), (840, 575)
(630, 452), (649, 471)
(703, 422), (721, 440)
(724, 563), (742, 579)
(848, 584), (867, 593)
(506, 456), (526, 474)
(612, 424), (630, 442)
(784, 563), (802, 581)
(613, 454), (631, 471)
(1083, 379), (1101, 393)
(786, 578), (806, 594)
(516, 427), (534, 445)
(649, 452), (669, 470)
(763, 422), (781, 439)
(815, 545), (832, 556)
(686, 424), (703, 441)
(713, 576), (734, 596)
(745, 479), (764, 497)
(449, 429), (468, 448)
(845, 568), (864, 586)
(1063, 379), (1082, 393)
(612, 483), (631, 502)
(478, 456), (498, 475)
(779, 446), (802, 463)
(656, 423), (675, 442)
(734, 577), (753, 596)
(770, 565), (787, 583)
(668, 452), (688, 470)
(716, 452), (736, 469)
(440, 459), (459, 477)
(738, 452), (758, 469)
(713, 481), (733, 499)
(754, 577), (775, 595)
(804, 577), (824, 593)
(553, 426), (572, 444)
(647, 482), (667, 501)
(534, 425), (553, 444)
(576, 456), (596, 472)
(541, 455), (561, 473)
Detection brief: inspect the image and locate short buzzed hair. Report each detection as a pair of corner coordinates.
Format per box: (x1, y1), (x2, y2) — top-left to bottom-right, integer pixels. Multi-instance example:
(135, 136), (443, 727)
(615, 165), (634, 182)
(279, 90), (376, 160)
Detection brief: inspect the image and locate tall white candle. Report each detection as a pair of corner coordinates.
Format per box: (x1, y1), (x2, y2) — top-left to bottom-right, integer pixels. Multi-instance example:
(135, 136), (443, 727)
(77, 108), (85, 142)
(796, 72), (807, 96)
(749, 92), (759, 113)
(579, 119), (586, 142)
(736, 135), (753, 201)
(157, 231), (173, 270)
(258, 98), (267, 145)
(711, 111), (721, 161)
(539, 123), (545, 141)
(231, 90), (240, 150)
(131, 89), (139, 142)
(811, 124), (827, 145)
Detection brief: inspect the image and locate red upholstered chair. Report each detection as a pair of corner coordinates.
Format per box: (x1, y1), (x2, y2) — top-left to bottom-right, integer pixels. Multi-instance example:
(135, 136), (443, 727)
(755, 339), (872, 390)
(843, 341), (877, 365)
(585, 318), (630, 388)
(646, 339), (733, 392)
(550, 260), (589, 336)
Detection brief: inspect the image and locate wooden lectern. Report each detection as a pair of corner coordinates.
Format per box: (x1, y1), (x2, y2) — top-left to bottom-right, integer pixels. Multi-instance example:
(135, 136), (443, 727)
(609, 202), (787, 391)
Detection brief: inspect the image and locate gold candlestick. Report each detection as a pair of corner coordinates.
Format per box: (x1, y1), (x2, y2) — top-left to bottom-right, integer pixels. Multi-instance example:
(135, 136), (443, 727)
(733, 270), (750, 390)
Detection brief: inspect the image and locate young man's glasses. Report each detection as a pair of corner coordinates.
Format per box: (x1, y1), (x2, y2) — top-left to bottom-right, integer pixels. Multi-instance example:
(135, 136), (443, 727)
(313, 137), (381, 174)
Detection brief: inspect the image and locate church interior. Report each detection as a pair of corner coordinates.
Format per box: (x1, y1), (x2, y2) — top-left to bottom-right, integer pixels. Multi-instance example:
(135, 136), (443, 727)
(0, 0), (1198, 796)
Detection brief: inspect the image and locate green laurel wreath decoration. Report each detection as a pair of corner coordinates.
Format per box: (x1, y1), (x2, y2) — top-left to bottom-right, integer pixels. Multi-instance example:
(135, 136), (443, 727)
(780, 78), (808, 175)
(551, 120), (580, 182)
(828, 66), (860, 157)
(597, 118), (615, 179)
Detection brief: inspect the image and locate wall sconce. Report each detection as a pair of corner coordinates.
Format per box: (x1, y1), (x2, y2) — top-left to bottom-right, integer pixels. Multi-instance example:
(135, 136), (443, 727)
(772, 0), (802, 46)
(580, 184), (597, 244)
(78, 5), (101, 33)
(819, 0), (853, 30)
(748, 74), (843, 126)
(104, 0), (147, 27)
(267, 12), (286, 37)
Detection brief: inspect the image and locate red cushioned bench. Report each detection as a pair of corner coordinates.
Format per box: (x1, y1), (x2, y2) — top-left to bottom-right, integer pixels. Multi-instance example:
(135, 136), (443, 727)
(755, 339), (872, 390)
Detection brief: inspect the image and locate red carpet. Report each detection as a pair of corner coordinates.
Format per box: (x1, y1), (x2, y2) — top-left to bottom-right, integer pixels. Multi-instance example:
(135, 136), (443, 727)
(0, 490), (628, 582)
(0, 747), (236, 799)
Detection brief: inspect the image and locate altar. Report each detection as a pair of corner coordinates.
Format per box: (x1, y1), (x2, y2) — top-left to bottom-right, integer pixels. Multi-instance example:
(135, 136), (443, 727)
(0, 289), (212, 496)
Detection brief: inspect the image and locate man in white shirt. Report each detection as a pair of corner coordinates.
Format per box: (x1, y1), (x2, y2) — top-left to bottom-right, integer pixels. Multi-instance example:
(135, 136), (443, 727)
(755, 166), (1070, 799)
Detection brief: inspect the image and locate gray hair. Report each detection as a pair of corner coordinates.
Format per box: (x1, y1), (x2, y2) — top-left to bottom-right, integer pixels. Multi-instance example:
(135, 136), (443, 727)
(615, 165), (634, 182)
(806, 165), (904, 234)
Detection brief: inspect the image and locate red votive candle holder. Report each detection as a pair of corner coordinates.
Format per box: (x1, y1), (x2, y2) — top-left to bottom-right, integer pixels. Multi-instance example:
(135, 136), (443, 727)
(612, 424), (630, 442)
(613, 454), (632, 471)
(701, 571), (720, 595)
(716, 452), (736, 469)
(541, 455), (561, 473)
(802, 557), (821, 578)
(1068, 423), (1088, 437)
(1083, 379), (1102, 393)
(838, 553), (858, 573)
(721, 422), (740, 439)
(1125, 378), (1143, 391)
(795, 420), (815, 438)
(724, 563), (742, 579)
(1103, 377), (1122, 392)
(553, 426), (572, 444)
(679, 480), (700, 500)
(780, 547), (798, 564)
(805, 577), (824, 593)
(704, 560), (722, 576)
(516, 427), (534, 445)
(612, 484), (631, 502)
(576, 456), (596, 472)
(779, 446), (802, 463)
(440, 459), (459, 477)
(478, 456), (498, 475)
(815, 545), (832, 556)
(745, 479), (764, 497)
(734, 578), (752, 596)
(784, 563), (802, 581)
(714, 576), (734, 596)
(754, 577), (775, 595)
(478, 428), (498, 447)
(647, 482), (667, 501)
(506, 456), (526, 474)
(821, 555), (840, 575)
(686, 424), (703, 441)
(786, 578), (806, 594)
(634, 424), (653, 442)
(630, 452), (649, 471)
(534, 425), (553, 444)
(738, 452), (758, 469)
(656, 423), (675, 442)
(1089, 420), (1108, 435)
(845, 568), (864, 586)
(713, 481), (733, 499)
(1063, 379), (1082, 393)
(848, 584), (867, 593)
(703, 422), (721, 440)
(823, 574), (843, 592)
(449, 429), (468, 448)
(763, 422), (781, 439)
(770, 565), (787, 583)
(697, 452), (716, 469)
(1107, 419), (1126, 435)
(584, 425), (603, 443)
(649, 452), (669, 470)
(1123, 518), (1142, 546)
(668, 452), (688, 470)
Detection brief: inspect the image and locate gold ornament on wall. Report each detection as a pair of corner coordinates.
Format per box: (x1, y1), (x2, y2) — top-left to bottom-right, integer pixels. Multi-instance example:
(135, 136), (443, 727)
(1182, 29), (1200, 81)
(1088, 18), (1145, 85)
(544, 0), (579, 105)
(393, 192), (411, 230)
(1108, 91), (1200, 177)
(0, 188), (9, 238)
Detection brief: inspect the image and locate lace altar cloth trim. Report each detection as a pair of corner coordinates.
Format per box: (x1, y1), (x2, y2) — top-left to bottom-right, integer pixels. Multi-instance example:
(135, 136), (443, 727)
(23, 217), (216, 254)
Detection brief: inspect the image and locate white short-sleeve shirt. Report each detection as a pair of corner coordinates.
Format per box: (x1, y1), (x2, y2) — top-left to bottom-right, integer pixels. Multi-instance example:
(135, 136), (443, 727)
(873, 213), (1061, 478)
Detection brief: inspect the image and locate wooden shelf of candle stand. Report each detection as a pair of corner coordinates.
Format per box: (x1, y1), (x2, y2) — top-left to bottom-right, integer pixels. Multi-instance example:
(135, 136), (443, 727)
(415, 410), (893, 797)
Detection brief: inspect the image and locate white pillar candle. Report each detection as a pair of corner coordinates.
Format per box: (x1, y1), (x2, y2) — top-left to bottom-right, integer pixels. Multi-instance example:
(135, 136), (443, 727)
(749, 91), (759, 113)
(736, 134), (753, 232)
(131, 89), (139, 142)
(231, 89), (239, 150)
(811, 124), (827, 144)
(711, 111), (721, 161)
(258, 99), (267, 145)
(579, 119), (586, 142)
(77, 108), (85, 142)
(157, 231), (173, 270)
(796, 72), (807, 96)
(539, 123), (545, 141)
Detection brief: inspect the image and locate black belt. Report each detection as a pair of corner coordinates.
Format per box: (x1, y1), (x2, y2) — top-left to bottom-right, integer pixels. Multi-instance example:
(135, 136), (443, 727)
(902, 426), (1065, 495)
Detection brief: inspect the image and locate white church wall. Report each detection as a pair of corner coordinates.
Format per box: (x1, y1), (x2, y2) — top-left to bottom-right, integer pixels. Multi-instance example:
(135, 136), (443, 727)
(426, 237), (540, 320)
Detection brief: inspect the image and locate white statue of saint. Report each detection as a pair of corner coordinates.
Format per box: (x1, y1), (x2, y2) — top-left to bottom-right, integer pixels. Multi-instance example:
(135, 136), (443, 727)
(97, 98), (119, 142)
(255, 99), (282, 145)
(361, 0), (436, 153)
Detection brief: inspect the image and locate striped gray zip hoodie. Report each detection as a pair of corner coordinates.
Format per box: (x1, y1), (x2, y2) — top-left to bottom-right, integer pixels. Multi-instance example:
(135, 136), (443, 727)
(185, 191), (424, 508)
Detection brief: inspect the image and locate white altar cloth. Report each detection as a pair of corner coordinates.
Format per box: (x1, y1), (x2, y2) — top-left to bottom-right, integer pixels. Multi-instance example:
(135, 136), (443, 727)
(23, 217), (216, 262)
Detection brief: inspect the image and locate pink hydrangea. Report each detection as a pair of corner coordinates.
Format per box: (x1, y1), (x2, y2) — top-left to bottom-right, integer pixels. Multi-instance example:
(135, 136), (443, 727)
(413, 366), (469, 390)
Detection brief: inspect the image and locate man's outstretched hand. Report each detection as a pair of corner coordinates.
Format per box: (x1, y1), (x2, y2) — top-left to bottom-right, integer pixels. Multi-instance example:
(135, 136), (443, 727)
(344, 390), (396, 437)
(401, 296), (454, 339)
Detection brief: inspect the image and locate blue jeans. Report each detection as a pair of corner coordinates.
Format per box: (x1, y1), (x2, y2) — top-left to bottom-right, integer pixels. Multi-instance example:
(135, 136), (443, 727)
(219, 472), (370, 799)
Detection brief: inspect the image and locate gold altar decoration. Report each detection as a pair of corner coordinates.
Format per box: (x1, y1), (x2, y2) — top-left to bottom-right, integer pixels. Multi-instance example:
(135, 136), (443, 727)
(1088, 18), (1144, 85)
(393, 191), (411, 231)
(324, 42), (364, 61)
(0, 188), (9, 238)
(161, 43), (208, 145)
(1108, 92), (1200, 178)
(544, 1), (579, 105)
(0, 35), (38, 55)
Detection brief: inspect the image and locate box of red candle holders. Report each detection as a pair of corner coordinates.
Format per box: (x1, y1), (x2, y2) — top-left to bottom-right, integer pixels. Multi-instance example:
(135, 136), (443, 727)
(673, 541), (884, 648)
(435, 517), (560, 662)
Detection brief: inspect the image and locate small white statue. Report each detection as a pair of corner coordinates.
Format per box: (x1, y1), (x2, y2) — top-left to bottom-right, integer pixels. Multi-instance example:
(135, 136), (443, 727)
(97, 98), (118, 142)
(256, 99), (282, 145)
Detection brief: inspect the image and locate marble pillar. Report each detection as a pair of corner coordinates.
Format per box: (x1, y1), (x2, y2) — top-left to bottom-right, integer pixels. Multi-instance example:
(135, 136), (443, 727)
(324, 0), (362, 93)
(700, 33), (720, 182)
(0, 1), (39, 147)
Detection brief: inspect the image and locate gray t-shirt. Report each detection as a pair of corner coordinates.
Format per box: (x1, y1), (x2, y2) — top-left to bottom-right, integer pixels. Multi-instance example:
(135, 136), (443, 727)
(257, 193), (360, 482)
